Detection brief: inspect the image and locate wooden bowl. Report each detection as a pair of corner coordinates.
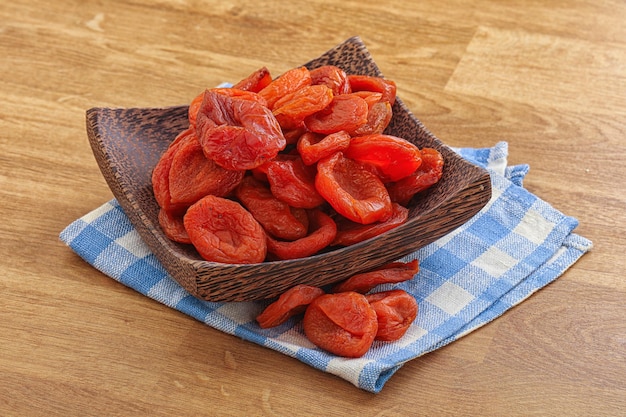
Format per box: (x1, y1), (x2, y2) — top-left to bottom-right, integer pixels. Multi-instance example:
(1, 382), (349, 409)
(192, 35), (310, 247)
(86, 36), (491, 302)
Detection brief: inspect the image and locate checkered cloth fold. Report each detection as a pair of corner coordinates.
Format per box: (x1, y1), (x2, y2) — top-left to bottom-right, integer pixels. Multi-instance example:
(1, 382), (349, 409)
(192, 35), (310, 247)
(60, 142), (591, 393)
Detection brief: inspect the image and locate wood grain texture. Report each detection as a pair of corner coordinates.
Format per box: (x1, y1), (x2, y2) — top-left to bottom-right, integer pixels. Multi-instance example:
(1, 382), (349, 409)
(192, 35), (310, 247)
(1, 0), (624, 415)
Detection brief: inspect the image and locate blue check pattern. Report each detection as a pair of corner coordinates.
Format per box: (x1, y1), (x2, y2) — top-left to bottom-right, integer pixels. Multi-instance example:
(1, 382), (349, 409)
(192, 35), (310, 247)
(60, 142), (592, 393)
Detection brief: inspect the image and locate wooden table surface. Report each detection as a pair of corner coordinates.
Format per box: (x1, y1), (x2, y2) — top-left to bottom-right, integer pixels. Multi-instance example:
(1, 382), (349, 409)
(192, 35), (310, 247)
(1, 0), (624, 415)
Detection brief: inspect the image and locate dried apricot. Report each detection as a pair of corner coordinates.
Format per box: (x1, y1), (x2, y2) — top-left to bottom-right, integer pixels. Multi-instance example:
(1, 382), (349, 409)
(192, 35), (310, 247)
(315, 152), (392, 224)
(258, 66), (312, 109)
(196, 90), (286, 170)
(266, 209), (337, 260)
(272, 84), (334, 129)
(344, 134), (422, 182)
(304, 94), (369, 135)
(256, 284), (325, 328)
(168, 131), (244, 205)
(303, 292), (378, 358)
(365, 290), (418, 341)
(232, 66), (273, 93)
(152, 128), (195, 215)
(235, 176), (309, 241)
(188, 92), (205, 128)
(265, 156), (326, 209)
(349, 90), (383, 108)
(183, 195), (267, 264)
(282, 126), (307, 146)
(189, 88), (267, 128)
(348, 74), (397, 105)
(331, 259), (419, 294)
(296, 130), (351, 166)
(387, 147), (444, 205)
(158, 208), (191, 244)
(332, 203), (409, 247)
(209, 87), (269, 106)
(352, 101), (393, 136)
(309, 65), (351, 95)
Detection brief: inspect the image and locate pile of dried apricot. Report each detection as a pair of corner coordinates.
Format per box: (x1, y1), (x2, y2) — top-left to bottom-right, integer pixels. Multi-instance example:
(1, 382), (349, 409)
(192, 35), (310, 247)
(257, 259), (420, 357)
(152, 65), (444, 264)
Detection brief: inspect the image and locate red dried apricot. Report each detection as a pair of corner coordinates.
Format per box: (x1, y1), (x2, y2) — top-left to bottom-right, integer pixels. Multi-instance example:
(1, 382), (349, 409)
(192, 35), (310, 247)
(183, 195), (267, 264)
(265, 156), (326, 209)
(387, 147), (444, 205)
(309, 65), (351, 95)
(266, 209), (337, 260)
(235, 176), (309, 241)
(196, 90), (286, 170)
(256, 284), (325, 328)
(315, 152), (392, 224)
(188, 92), (205, 128)
(344, 134), (422, 182)
(189, 88), (267, 128)
(349, 90), (383, 108)
(296, 130), (351, 166)
(304, 94), (369, 135)
(348, 74), (397, 105)
(152, 128), (195, 214)
(232, 66), (273, 93)
(258, 66), (312, 109)
(272, 84), (334, 130)
(303, 292), (378, 358)
(332, 202), (409, 247)
(365, 290), (418, 341)
(168, 131), (244, 206)
(158, 208), (191, 244)
(209, 87), (269, 106)
(282, 126), (307, 146)
(331, 259), (419, 294)
(352, 101), (393, 136)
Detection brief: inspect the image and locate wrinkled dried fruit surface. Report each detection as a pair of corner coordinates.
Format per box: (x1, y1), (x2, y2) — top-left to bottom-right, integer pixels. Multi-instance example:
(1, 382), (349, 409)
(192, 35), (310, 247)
(168, 131), (244, 205)
(272, 84), (334, 130)
(332, 203), (409, 247)
(151, 128), (195, 215)
(365, 289), (418, 341)
(309, 65), (351, 95)
(387, 148), (444, 205)
(232, 66), (273, 93)
(256, 284), (325, 328)
(158, 208), (191, 244)
(316, 152), (392, 224)
(265, 156), (326, 209)
(188, 92), (205, 128)
(349, 90), (383, 108)
(304, 94), (369, 135)
(259, 259), (420, 357)
(331, 259), (419, 294)
(303, 292), (378, 358)
(266, 209), (337, 260)
(297, 130), (351, 166)
(152, 64), (444, 269)
(259, 66), (312, 109)
(235, 176), (308, 241)
(197, 90), (285, 170)
(352, 101), (393, 136)
(183, 195), (267, 263)
(347, 74), (397, 105)
(344, 134), (422, 182)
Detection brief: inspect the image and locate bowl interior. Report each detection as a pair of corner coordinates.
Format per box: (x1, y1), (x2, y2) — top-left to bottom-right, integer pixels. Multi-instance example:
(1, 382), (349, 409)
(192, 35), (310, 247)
(86, 36), (491, 302)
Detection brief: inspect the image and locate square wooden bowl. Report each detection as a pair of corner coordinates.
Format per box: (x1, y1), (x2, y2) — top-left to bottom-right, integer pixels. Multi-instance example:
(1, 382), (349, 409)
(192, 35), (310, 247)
(86, 36), (491, 302)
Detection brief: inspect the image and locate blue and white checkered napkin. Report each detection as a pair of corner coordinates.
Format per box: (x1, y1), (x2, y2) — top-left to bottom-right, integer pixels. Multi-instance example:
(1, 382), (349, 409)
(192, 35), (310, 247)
(60, 141), (591, 393)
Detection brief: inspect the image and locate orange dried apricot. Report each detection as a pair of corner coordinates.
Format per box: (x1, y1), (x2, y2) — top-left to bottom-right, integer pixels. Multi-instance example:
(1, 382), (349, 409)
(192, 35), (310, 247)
(183, 195), (267, 264)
